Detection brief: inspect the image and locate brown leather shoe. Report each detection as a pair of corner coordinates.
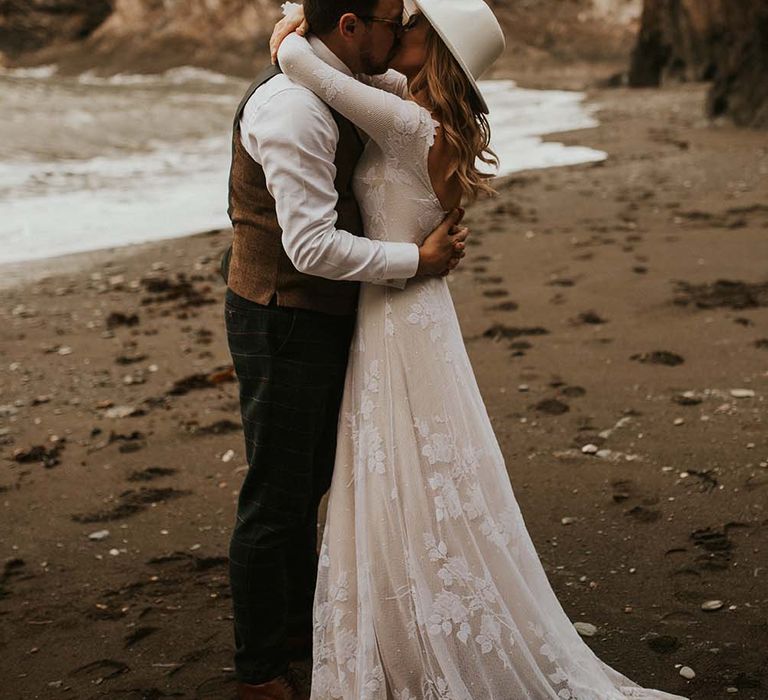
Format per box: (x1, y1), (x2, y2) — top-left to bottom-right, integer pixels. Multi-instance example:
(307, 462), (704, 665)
(236, 675), (297, 700)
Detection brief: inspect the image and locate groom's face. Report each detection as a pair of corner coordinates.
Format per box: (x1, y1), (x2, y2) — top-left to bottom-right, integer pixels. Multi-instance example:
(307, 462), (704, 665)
(357, 0), (404, 75)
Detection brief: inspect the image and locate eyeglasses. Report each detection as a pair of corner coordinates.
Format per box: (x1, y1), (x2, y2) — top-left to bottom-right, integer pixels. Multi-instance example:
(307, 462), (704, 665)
(358, 12), (420, 37)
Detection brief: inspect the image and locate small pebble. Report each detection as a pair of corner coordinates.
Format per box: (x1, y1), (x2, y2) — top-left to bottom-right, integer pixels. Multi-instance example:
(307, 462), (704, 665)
(730, 389), (755, 399)
(701, 600), (724, 611)
(581, 444), (599, 455)
(88, 530), (110, 541)
(574, 622), (597, 637)
(104, 405), (137, 419)
(679, 666), (695, 680)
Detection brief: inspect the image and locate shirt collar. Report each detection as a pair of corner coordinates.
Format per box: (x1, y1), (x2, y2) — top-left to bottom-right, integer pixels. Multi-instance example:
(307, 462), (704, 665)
(308, 35), (354, 78)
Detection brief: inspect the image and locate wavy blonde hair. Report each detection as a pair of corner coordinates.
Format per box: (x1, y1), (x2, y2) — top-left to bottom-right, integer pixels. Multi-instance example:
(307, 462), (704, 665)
(410, 24), (498, 201)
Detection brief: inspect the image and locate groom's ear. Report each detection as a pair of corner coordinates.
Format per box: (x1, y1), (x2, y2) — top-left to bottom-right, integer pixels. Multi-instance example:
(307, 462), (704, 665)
(338, 12), (359, 37)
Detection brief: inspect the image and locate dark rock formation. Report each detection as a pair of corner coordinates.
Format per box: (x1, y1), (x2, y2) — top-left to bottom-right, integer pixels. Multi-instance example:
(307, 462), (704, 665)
(0, 0), (113, 57)
(629, 0), (768, 128)
(0, 0), (281, 75)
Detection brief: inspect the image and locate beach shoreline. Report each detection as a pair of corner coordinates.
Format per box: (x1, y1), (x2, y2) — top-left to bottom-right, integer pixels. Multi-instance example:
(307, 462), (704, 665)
(1, 80), (767, 699)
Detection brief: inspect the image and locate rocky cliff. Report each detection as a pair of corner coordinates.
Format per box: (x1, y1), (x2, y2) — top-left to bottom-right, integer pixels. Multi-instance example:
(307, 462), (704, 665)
(1, 0), (282, 74)
(629, 0), (768, 128)
(0, 0), (112, 56)
(1, 0), (640, 79)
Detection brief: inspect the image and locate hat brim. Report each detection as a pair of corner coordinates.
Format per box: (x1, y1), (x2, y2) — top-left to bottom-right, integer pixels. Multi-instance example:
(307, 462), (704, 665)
(414, 0), (490, 114)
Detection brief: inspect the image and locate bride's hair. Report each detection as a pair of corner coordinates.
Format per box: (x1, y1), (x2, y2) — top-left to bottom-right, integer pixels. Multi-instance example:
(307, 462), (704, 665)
(410, 26), (499, 201)
(410, 24), (498, 201)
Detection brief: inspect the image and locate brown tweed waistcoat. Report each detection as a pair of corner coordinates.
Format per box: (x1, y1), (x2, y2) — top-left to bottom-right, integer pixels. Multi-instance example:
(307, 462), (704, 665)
(225, 64), (365, 316)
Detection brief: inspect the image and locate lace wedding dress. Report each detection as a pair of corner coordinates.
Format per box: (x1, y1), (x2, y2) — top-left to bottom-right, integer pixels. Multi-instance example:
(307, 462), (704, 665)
(278, 34), (689, 700)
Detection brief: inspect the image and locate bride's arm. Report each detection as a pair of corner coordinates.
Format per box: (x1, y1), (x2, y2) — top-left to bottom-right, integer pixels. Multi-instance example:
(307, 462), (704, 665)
(360, 70), (410, 99)
(270, 2), (309, 64)
(269, 4), (409, 98)
(277, 33), (424, 148)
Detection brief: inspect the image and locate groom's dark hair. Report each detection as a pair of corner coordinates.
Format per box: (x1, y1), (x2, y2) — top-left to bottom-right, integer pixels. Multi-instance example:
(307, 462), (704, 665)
(305, 0), (380, 35)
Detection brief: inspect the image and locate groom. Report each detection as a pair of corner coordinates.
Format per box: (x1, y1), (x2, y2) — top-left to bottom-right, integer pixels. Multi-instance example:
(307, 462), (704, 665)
(223, 0), (468, 698)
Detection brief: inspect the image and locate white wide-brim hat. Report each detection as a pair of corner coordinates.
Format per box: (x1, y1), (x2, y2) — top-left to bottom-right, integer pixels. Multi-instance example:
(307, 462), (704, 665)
(408, 0), (506, 114)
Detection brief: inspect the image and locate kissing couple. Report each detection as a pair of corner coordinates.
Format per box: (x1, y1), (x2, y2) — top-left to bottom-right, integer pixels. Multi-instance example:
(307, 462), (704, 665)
(222, 1), (691, 699)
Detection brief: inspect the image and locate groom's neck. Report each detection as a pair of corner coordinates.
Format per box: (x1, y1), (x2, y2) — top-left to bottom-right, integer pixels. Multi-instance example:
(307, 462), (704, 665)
(315, 32), (360, 74)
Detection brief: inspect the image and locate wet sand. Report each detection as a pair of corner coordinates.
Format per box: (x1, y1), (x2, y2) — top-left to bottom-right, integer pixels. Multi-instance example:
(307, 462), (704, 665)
(1, 82), (767, 699)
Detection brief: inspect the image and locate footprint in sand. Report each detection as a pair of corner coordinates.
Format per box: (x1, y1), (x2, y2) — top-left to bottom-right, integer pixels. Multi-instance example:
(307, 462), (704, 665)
(560, 386), (586, 398)
(71, 487), (190, 523)
(533, 398), (570, 416)
(625, 505), (662, 523)
(571, 310), (607, 326)
(610, 479), (635, 503)
(70, 658), (129, 682)
(475, 276), (504, 285)
(689, 522), (750, 572)
(486, 300), (519, 312)
(0, 558), (28, 598)
(630, 350), (685, 366)
(126, 466), (177, 482)
(483, 325), (549, 341)
(124, 626), (160, 648)
(673, 278), (768, 310)
(547, 277), (576, 288)
(609, 479), (662, 522)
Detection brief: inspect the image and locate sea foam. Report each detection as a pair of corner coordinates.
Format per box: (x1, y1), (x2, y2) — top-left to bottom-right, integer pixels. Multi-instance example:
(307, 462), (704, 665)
(0, 72), (606, 265)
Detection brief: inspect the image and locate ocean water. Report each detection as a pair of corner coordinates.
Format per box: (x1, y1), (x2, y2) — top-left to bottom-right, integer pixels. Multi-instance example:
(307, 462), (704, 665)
(0, 66), (606, 265)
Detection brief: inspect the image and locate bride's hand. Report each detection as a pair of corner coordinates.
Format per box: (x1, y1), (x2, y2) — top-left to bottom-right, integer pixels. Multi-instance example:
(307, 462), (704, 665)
(270, 4), (309, 65)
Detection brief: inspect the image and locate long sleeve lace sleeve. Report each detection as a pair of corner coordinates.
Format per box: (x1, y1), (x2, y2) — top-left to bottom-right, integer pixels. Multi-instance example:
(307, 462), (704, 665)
(361, 69), (410, 99)
(277, 33), (430, 150)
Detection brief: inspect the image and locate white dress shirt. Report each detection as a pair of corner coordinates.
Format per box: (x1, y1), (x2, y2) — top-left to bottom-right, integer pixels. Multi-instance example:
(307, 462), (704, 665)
(239, 37), (420, 285)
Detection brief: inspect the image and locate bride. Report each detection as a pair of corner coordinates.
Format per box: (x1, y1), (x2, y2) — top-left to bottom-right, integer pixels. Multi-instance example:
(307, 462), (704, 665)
(274, 1), (691, 698)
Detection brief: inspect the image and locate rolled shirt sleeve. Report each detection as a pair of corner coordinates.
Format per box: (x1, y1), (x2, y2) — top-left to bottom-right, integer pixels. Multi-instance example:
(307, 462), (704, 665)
(240, 85), (419, 286)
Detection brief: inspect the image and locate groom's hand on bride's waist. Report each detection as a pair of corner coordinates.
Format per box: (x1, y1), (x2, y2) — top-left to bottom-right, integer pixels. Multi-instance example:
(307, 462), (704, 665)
(417, 208), (469, 277)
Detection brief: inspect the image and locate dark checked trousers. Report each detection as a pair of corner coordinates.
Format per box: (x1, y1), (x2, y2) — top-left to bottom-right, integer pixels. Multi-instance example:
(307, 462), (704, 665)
(224, 288), (355, 685)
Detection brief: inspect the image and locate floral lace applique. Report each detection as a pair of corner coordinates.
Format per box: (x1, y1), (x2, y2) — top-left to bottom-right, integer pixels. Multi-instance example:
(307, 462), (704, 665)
(394, 690), (416, 700)
(529, 621), (578, 699)
(424, 676), (462, 700)
(423, 533), (515, 669)
(354, 360), (387, 475)
(385, 297), (395, 337)
(316, 69), (344, 101)
(361, 665), (385, 700)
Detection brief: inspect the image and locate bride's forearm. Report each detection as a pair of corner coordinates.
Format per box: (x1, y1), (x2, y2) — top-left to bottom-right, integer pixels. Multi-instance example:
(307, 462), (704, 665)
(270, 2), (308, 64)
(278, 33), (416, 147)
